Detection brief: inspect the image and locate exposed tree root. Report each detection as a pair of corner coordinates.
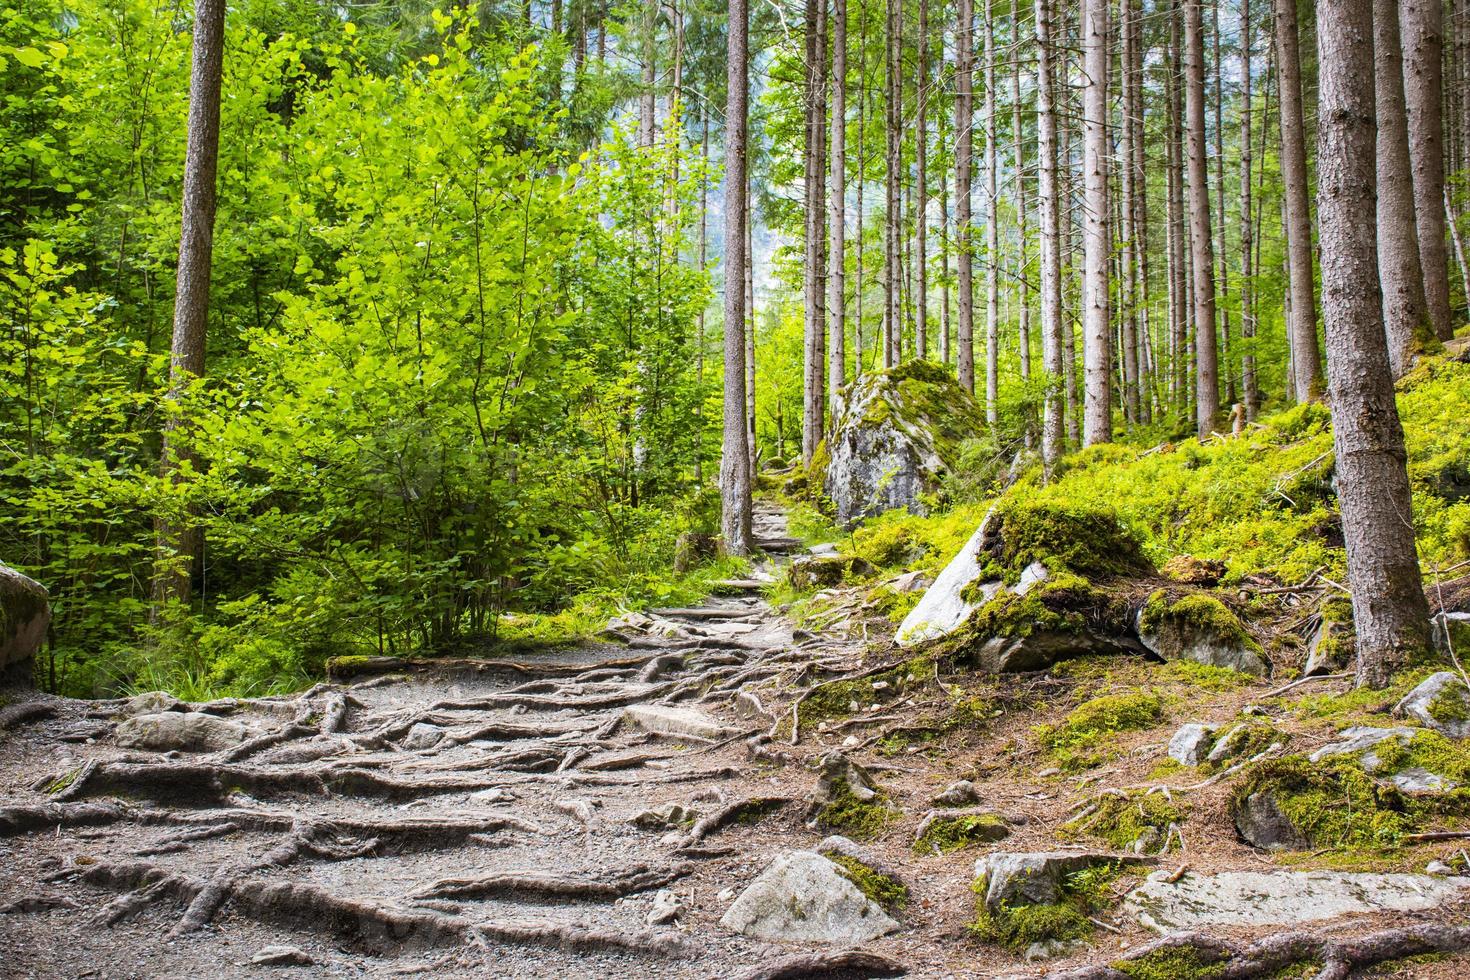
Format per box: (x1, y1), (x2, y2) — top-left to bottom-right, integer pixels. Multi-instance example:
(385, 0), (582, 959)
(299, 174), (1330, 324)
(731, 950), (908, 980)
(0, 801), (129, 836)
(431, 681), (674, 713)
(410, 862), (694, 901)
(1041, 924), (1470, 980)
(677, 795), (792, 848)
(0, 701), (55, 730)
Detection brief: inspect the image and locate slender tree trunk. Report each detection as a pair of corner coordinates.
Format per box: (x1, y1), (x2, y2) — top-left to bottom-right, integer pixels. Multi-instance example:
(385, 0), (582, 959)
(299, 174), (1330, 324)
(1036, 0), (1065, 470)
(830, 0), (848, 411)
(1119, 0), (1140, 426)
(155, 0), (225, 611)
(1166, 7), (1186, 405)
(803, 0), (829, 463)
(1061, 49), (1079, 447)
(984, 0), (1000, 421)
(955, 0), (975, 389)
(1316, 0), (1431, 688)
(722, 0), (753, 555)
(1130, 0), (1151, 422)
(1081, 0), (1111, 445)
(885, 0), (902, 369)
(1184, 0), (1220, 436)
(1240, 0), (1259, 419)
(1400, 0), (1453, 341)
(856, 0), (868, 375)
(1375, 0), (1435, 377)
(941, 148), (952, 365)
(1274, 0), (1322, 401)
(915, 0), (930, 359)
(746, 190), (757, 476)
(640, 3), (657, 148)
(696, 108), (710, 485)
(1212, 0), (1233, 406)
(1013, 26), (1032, 385)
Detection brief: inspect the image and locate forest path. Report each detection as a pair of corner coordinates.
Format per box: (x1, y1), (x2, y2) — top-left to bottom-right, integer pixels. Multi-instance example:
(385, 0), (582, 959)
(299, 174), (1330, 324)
(0, 501), (929, 979)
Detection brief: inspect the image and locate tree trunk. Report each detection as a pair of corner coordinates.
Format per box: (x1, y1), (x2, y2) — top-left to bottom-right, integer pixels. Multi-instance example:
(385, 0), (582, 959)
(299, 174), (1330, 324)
(746, 189), (757, 477)
(696, 107), (710, 485)
(1119, 0), (1140, 426)
(885, 0), (902, 369)
(1375, 0), (1435, 377)
(803, 0), (829, 463)
(1316, 0), (1431, 688)
(639, 4), (657, 148)
(155, 0), (225, 611)
(1013, 26), (1032, 385)
(955, 0), (975, 389)
(1036, 0), (1065, 471)
(915, 0), (929, 359)
(1081, 0), (1110, 445)
(1400, 0), (1453, 341)
(984, 0), (1000, 421)
(721, 0), (753, 555)
(1239, 0), (1259, 419)
(1166, 7), (1187, 405)
(1130, 0), (1151, 422)
(1212, 0), (1233, 407)
(830, 0), (848, 411)
(856, 0), (868, 375)
(1274, 0), (1322, 401)
(1184, 0), (1220, 436)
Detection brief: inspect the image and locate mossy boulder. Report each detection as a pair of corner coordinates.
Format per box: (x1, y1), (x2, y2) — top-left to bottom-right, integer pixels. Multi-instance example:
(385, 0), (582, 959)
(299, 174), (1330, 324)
(786, 554), (877, 591)
(0, 562), (50, 681)
(913, 808), (1011, 853)
(1394, 671), (1470, 738)
(822, 361), (985, 525)
(1064, 792), (1184, 854)
(1136, 590), (1267, 677)
(806, 753), (898, 840)
(971, 851), (1139, 953)
(1304, 595), (1356, 676)
(1231, 755), (1412, 851)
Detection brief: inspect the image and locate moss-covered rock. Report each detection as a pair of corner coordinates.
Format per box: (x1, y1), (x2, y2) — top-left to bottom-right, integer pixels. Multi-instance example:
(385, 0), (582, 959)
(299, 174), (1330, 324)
(822, 362), (985, 525)
(979, 500), (1151, 584)
(807, 754), (899, 840)
(1394, 671), (1470, 738)
(0, 562), (50, 679)
(1112, 946), (1229, 980)
(786, 554), (877, 591)
(1231, 755), (1412, 851)
(823, 853), (910, 912)
(913, 808), (1011, 853)
(1036, 691), (1169, 771)
(971, 853), (1127, 953)
(1137, 590), (1267, 677)
(1064, 792), (1184, 854)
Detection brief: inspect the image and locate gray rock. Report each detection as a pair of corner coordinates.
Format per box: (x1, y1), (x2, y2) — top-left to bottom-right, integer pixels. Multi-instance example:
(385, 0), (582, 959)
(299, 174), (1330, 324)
(1303, 619), (1353, 676)
(731, 691), (774, 725)
(468, 788), (516, 805)
(1395, 671), (1470, 738)
(1168, 723), (1218, 766)
(808, 542), (839, 556)
(932, 779), (983, 807)
(718, 850), (899, 942)
(895, 509), (1000, 647)
(816, 835), (907, 888)
(806, 753), (881, 820)
(1024, 939), (1086, 963)
(821, 365), (982, 526)
(1309, 726), (1417, 767)
(630, 803), (698, 830)
(251, 945), (315, 967)
(403, 723), (443, 750)
(974, 852), (1139, 913)
(119, 690), (184, 718)
(1233, 790), (1310, 851)
(1013, 562), (1051, 597)
(115, 711), (251, 753)
(0, 563), (49, 677)
(622, 704), (733, 741)
(1135, 598), (1267, 677)
(1204, 723), (1253, 764)
(1427, 860), (1457, 875)
(646, 888), (685, 926)
(1390, 767), (1456, 793)
(1126, 869), (1470, 932)
(891, 570), (932, 594)
(973, 629), (1141, 673)
(788, 555), (876, 591)
(913, 807), (1011, 848)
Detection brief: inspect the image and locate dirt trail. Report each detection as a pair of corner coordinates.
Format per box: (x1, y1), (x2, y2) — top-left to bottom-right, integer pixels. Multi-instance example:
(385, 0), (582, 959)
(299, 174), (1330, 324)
(0, 504), (945, 979)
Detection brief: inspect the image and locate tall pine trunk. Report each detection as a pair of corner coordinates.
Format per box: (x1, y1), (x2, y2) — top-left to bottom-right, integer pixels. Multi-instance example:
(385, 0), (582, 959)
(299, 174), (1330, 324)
(1316, 0), (1431, 688)
(721, 0), (753, 555)
(1239, 0), (1258, 419)
(1081, 0), (1111, 444)
(915, 0), (930, 358)
(1184, 0), (1219, 436)
(885, 0), (902, 368)
(1274, 0), (1321, 401)
(1013, 27), (1032, 385)
(803, 0), (829, 463)
(1119, 0), (1140, 425)
(984, 0), (1000, 420)
(155, 0), (226, 611)
(830, 0), (848, 409)
(1036, 0), (1065, 471)
(955, 0), (975, 390)
(1400, 0), (1453, 341)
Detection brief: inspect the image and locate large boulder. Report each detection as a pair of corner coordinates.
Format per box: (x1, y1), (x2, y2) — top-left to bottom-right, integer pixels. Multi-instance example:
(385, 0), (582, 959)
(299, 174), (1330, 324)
(719, 850), (899, 942)
(1136, 590), (1267, 676)
(974, 851), (1145, 912)
(115, 711), (252, 752)
(0, 563), (50, 680)
(821, 362), (984, 526)
(1126, 869), (1470, 932)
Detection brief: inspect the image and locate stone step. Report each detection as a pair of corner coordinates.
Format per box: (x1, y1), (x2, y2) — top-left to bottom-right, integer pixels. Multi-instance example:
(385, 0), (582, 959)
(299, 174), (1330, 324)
(649, 607), (758, 620)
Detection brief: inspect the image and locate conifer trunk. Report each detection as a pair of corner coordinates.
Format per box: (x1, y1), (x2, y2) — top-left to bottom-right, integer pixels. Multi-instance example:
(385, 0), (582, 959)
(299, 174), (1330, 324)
(1184, 0), (1220, 436)
(1036, 0), (1065, 470)
(830, 0), (848, 409)
(984, 0), (1000, 420)
(721, 0), (753, 555)
(1274, 0), (1322, 401)
(1081, 0), (1111, 445)
(955, 0), (975, 390)
(1400, 0), (1453, 342)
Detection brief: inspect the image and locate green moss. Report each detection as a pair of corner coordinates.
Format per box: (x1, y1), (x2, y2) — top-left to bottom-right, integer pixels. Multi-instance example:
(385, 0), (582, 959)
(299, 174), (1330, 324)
(1428, 683), (1470, 725)
(914, 813), (1010, 853)
(1139, 591), (1261, 652)
(1037, 691), (1169, 771)
(966, 572), (1096, 639)
(985, 500), (1150, 583)
(1113, 947), (1228, 980)
(1200, 719), (1288, 772)
(324, 655), (374, 678)
(1372, 729), (1470, 786)
(824, 853), (910, 911)
(1290, 667), (1438, 721)
(797, 655), (936, 727)
(1064, 792), (1184, 852)
(815, 782), (898, 841)
(969, 863), (1120, 953)
(1232, 756), (1413, 849)
(1157, 659), (1256, 690)
(44, 767), (82, 796)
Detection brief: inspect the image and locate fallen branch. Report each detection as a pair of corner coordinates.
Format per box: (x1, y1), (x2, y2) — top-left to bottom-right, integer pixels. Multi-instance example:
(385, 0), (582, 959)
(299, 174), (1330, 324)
(731, 949), (907, 980)
(1262, 673), (1351, 699)
(410, 862), (694, 901)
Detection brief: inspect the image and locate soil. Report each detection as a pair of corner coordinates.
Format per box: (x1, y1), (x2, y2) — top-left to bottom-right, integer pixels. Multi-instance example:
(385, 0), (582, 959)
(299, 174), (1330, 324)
(3, 503), (1470, 979)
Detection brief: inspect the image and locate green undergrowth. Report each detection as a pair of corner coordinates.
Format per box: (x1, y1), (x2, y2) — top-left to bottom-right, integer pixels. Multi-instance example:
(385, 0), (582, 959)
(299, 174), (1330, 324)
(876, 685), (998, 755)
(1288, 667), (1439, 723)
(1065, 791), (1184, 853)
(1050, 655), (1257, 694)
(798, 656), (937, 728)
(1233, 756), (1414, 849)
(814, 782), (898, 841)
(1036, 691), (1170, 771)
(970, 862), (1121, 953)
(1113, 946), (1229, 980)
(978, 500), (1152, 583)
(914, 812), (1010, 853)
(824, 853), (909, 911)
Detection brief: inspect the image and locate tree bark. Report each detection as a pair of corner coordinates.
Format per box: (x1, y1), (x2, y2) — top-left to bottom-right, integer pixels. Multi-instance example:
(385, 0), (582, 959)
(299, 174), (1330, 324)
(984, 0), (1000, 421)
(1119, 0), (1140, 425)
(1013, 26), (1032, 385)
(1274, 0), (1322, 401)
(830, 0), (848, 411)
(1130, 0), (1151, 422)
(955, 0), (975, 389)
(1036, 0), (1065, 471)
(1081, 0), (1111, 445)
(1212, 0), (1233, 407)
(915, 0), (930, 359)
(1184, 0), (1220, 436)
(155, 0), (226, 611)
(1374, 0), (1435, 377)
(1315, 0), (1432, 688)
(1400, 0), (1453, 341)
(803, 0), (829, 463)
(721, 0), (753, 555)
(639, 4), (657, 148)
(1239, 0), (1258, 419)
(856, 0), (868, 375)
(885, 0), (902, 369)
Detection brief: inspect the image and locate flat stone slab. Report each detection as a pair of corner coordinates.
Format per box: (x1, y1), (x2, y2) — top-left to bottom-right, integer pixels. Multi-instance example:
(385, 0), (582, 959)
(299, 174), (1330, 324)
(719, 850), (898, 942)
(1126, 869), (1470, 932)
(622, 704), (733, 740)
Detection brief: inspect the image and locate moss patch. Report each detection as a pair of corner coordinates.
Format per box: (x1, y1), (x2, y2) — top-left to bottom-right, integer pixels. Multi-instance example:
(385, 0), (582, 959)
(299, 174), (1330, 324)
(824, 853), (909, 911)
(914, 813), (1010, 853)
(1232, 755), (1413, 849)
(1036, 691), (1169, 771)
(797, 656), (936, 728)
(1065, 792), (1184, 853)
(981, 500), (1151, 583)
(814, 782), (898, 841)
(970, 862), (1121, 953)
(1113, 947), (1228, 980)
(1139, 591), (1261, 652)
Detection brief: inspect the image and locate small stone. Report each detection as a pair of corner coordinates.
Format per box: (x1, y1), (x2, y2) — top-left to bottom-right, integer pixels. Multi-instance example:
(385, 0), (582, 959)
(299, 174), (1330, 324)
(1427, 860), (1456, 875)
(468, 788), (516, 805)
(718, 851), (898, 942)
(646, 888), (685, 926)
(402, 723), (443, 750)
(931, 780), (982, 807)
(871, 680), (891, 692)
(1395, 672), (1470, 738)
(630, 803), (697, 830)
(119, 691), (183, 718)
(622, 704), (734, 740)
(841, 735), (859, 747)
(1168, 723), (1218, 766)
(251, 945), (314, 967)
(1024, 939), (1085, 962)
(717, 887), (736, 902)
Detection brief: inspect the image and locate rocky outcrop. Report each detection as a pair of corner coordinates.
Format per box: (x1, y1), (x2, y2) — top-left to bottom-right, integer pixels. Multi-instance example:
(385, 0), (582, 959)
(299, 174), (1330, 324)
(1136, 590), (1267, 676)
(1126, 869), (1470, 931)
(1233, 788), (1311, 851)
(1167, 723), (1218, 766)
(718, 851), (899, 942)
(787, 554), (876, 591)
(1395, 671), (1470, 738)
(974, 851), (1144, 912)
(1, 563), (50, 681)
(621, 704), (733, 741)
(114, 711), (253, 752)
(821, 362), (984, 526)
(895, 509), (998, 647)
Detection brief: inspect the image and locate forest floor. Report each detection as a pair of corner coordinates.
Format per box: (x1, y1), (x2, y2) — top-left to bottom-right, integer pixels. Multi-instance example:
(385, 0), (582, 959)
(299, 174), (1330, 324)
(3, 502), (1470, 979)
